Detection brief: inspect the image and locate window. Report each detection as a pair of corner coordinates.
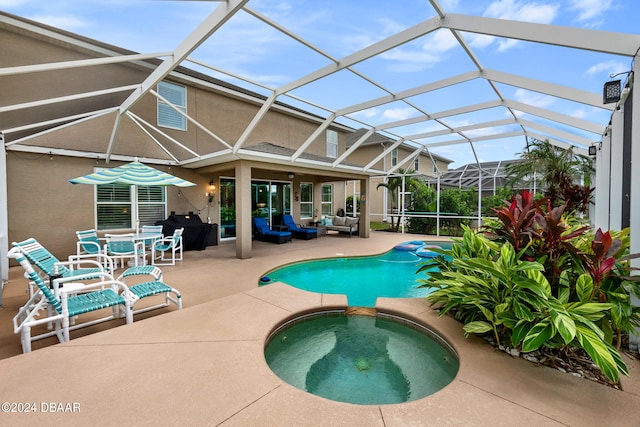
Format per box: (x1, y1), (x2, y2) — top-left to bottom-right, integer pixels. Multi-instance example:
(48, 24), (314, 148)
(321, 184), (333, 216)
(300, 183), (313, 219)
(432, 160), (438, 175)
(391, 148), (398, 166)
(96, 184), (132, 230)
(137, 186), (166, 227)
(326, 129), (338, 158)
(414, 156), (420, 172)
(157, 81), (187, 130)
(96, 183), (166, 231)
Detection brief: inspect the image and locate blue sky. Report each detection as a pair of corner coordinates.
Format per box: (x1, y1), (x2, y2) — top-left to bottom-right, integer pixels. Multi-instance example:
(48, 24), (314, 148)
(2, 0), (639, 168)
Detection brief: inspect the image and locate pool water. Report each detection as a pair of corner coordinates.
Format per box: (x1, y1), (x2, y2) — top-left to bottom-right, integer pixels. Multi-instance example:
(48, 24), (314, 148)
(260, 243), (450, 307)
(264, 312), (459, 404)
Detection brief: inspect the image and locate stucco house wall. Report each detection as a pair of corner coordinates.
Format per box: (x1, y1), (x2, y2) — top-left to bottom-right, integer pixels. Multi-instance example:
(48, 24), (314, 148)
(3, 18), (364, 259)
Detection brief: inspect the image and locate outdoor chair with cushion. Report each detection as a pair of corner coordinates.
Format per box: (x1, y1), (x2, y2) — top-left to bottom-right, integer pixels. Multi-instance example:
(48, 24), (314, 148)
(151, 228), (184, 266)
(140, 225), (164, 248)
(8, 246), (133, 353)
(253, 217), (292, 244)
(105, 233), (145, 269)
(13, 237), (113, 296)
(282, 215), (317, 240)
(75, 229), (104, 256)
(117, 265), (182, 314)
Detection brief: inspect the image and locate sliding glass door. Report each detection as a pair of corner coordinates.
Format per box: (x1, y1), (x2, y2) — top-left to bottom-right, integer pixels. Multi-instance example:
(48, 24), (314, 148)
(219, 178), (236, 240)
(252, 180), (291, 226)
(219, 178), (292, 241)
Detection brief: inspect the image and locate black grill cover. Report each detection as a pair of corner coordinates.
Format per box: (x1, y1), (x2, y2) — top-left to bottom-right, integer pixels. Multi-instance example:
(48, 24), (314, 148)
(156, 212), (214, 251)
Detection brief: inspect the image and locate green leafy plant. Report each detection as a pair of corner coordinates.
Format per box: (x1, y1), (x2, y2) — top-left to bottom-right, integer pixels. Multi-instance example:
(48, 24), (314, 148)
(505, 138), (593, 213)
(376, 168), (418, 232)
(346, 196), (361, 214)
(419, 190), (640, 384)
(418, 227), (630, 382)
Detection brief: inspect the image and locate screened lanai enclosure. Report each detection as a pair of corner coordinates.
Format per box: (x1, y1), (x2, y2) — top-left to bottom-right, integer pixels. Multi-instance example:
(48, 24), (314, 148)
(1, 2), (640, 347)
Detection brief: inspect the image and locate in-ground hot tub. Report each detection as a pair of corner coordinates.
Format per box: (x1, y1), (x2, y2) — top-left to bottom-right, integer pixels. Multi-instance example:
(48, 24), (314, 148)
(264, 309), (459, 405)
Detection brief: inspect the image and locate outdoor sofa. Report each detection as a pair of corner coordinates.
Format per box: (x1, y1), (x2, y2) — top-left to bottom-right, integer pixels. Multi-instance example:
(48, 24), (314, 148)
(321, 215), (359, 237)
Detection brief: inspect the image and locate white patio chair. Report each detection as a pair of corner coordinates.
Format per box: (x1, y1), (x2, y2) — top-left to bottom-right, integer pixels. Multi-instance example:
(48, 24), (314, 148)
(13, 237), (114, 297)
(105, 234), (145, 269)
(152, 228), (184, 266)
(140, 225), (164, 249)
(8, 246), (134, 353)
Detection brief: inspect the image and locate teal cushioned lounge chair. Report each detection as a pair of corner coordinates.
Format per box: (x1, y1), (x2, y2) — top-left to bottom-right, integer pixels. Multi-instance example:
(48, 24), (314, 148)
(8, 246), (133, 353)
(13, 237), (113, 296)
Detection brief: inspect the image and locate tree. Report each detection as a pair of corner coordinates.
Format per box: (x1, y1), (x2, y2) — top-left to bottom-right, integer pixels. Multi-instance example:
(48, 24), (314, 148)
(506, 138), (593, 214)
(376, 168), (419, 232)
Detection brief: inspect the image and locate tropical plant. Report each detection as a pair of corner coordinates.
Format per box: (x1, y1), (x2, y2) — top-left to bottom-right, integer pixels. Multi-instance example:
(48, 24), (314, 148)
(480, 186), (516, 216)
(376, 168), (419, 232)
(346, 196), (361, 214)
(506, 138), (593, 214)
(418, 227), (631, 382)
(419, 191), (640, 383)
(220, 206), (235, 223)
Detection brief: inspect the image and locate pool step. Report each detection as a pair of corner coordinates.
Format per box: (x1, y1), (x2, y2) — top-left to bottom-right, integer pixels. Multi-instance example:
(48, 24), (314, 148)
(345, 306), (378, 317)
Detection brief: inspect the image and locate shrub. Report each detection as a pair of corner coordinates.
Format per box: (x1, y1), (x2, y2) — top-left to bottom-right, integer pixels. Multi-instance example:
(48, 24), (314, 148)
(418, 191), (640, 383)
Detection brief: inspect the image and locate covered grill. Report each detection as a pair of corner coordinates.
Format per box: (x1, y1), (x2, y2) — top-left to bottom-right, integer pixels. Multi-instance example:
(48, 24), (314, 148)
(156, 212), (217, 251)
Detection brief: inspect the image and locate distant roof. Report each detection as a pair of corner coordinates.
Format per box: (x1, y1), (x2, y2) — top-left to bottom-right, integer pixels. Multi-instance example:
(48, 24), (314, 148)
(434, 159), (534, 190)
(347, 128), (453, 164)
(244, 142), (361, 167)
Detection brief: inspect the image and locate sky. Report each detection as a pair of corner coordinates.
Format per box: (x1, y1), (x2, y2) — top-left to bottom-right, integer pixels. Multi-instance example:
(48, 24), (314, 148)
(2, 0), (639, 168)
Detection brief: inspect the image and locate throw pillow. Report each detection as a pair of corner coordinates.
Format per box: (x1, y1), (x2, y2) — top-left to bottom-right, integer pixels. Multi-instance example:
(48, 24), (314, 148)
(333, 216), (346, 226)
(345, 217), (358, 226)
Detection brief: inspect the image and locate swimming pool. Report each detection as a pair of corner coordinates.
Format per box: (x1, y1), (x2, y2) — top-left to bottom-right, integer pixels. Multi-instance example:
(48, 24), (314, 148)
(260, 242), (451, 307)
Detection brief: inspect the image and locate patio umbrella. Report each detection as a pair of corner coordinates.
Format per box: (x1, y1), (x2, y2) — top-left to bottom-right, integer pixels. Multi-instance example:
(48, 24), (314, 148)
(69, 160), (196, 229)
(69, 160), (196, 187)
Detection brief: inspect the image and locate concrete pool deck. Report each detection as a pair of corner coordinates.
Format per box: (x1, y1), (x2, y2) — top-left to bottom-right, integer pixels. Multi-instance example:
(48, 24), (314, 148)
(0, 232), (639, 426)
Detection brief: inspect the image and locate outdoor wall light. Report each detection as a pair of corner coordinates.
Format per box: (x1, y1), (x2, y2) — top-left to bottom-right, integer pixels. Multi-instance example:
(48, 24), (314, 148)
(207, 180), (215, 203)
(603, 70), (633, 104)
(288, 172), (295, 179)
(603, 80), (621, 104)
(588, 145), (597, 156)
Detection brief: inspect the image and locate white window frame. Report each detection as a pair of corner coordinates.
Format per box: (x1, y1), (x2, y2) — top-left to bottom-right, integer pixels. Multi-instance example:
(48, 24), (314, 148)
(391, 148), (398, 167)
(95, 178), (167, 231)
(157, 81), (187, 131)
(414, 156), (420, 172)
(321, 184), (333, 217)
(326, 129), (338, 158)
(300, 182), (314, 219)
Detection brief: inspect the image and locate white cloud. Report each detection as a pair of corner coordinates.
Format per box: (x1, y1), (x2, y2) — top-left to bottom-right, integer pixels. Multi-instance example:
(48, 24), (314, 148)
(469, 0), (559, 51)
(350, 108), (380, 120)
(469, 34), (497, 49)
(382, 108), (416, 121)
(379, 29), (458, 73)
(585, 60), (628, 78)
(513, 88), (555, 108)
(28, 14), (89, 30)
(570, 108), (588, 119)
(485, 0), (558, 23)
(422, 29), (459, 53)
(465, 126), (505, 138)
(568, 0), (612, 22)
(441, 0), (460, 9)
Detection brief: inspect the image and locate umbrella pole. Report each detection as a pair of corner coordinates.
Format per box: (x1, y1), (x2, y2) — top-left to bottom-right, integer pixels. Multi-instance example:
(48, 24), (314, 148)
(133, 184), (140, 233)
